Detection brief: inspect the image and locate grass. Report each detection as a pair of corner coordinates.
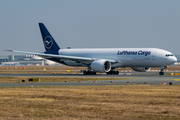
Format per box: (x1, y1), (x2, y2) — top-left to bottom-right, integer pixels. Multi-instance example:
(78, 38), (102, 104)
(0, 65), (180, 119)
(0, 77), (131, 83)
(0, 85), (180, 119)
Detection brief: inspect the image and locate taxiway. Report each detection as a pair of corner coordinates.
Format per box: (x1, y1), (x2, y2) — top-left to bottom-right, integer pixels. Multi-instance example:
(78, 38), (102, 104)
(0, 72), (180, 87)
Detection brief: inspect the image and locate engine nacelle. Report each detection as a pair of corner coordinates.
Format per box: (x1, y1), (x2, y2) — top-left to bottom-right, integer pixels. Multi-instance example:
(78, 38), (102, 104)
(131, 67), (151, 72)
(91, 59), (111, 72)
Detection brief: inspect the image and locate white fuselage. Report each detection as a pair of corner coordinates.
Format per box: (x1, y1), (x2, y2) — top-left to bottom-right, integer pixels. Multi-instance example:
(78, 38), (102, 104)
(58, 48), (177, 68)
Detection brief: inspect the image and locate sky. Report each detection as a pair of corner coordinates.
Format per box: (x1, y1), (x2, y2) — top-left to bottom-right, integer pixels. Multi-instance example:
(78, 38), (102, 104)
(0, 0), (180, 55)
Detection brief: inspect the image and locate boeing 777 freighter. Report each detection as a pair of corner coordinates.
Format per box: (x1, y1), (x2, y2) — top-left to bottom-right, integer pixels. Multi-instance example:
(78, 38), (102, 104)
(6, 23), (177, 75)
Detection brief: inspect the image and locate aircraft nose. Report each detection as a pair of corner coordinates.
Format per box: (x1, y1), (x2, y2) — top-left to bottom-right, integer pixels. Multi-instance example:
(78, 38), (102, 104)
(170, 56), (177, 63)
(173, 56), (177, 62)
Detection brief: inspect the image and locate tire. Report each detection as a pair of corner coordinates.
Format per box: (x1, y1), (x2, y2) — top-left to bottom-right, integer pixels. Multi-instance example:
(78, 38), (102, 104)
(86, 71), (90, 75)
(159, 72), (164, 75)
(83, 71), (87, 75)
(112, 71), (116, 75)
(116, 71), (119, 75)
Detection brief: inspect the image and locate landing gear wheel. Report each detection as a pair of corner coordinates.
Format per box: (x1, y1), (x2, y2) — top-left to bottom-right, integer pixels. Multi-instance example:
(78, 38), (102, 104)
(83, 71), (87, 75)
(159, 72), (164, 75)
(159, 66), (166, 76)
(106, 71), (119, 75)
(83, 71), (96, 75)
(115, 71), (119, 75)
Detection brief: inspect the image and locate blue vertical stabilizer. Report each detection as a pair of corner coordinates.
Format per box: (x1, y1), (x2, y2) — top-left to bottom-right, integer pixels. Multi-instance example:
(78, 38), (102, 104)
(39, 23), (60, 53)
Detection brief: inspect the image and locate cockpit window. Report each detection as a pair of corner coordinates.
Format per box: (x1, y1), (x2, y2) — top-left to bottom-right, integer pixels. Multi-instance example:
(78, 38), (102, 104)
(165, 54), (174, 57)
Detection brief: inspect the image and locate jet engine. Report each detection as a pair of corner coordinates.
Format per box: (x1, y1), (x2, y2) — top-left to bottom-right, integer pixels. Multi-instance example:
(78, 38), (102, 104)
(131, 67), (151, 72)
(90, 59), (111, 72)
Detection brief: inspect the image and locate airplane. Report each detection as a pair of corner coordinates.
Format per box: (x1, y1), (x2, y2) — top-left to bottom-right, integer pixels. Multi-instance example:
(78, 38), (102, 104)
(5, 23), (177, 75)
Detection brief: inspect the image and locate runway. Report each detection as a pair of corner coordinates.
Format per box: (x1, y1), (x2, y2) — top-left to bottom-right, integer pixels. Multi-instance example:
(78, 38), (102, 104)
(0, 72), (180, 87)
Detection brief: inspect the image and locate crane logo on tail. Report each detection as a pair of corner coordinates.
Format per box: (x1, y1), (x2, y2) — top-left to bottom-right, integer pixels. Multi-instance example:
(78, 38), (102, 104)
(44, 36), (53, 49)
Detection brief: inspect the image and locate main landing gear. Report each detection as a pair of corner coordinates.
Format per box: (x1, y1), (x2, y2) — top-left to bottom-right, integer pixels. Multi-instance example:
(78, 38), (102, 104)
(106, 70), (119, 75)
(83, 71), (96, 75)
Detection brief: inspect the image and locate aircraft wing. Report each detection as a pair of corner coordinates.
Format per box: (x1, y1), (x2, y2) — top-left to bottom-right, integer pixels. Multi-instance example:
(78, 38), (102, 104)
(5, 50), (119, 65)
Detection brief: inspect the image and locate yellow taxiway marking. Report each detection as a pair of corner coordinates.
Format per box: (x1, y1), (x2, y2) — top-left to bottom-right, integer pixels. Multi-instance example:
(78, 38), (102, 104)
(173, 79), (180, 81)
(159, 79), (173, 81)
(159, 79), (180, 81)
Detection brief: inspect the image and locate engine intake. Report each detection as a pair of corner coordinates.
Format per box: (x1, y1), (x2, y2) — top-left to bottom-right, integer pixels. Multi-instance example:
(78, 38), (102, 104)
(91, 59), (111, 72)
(131, 67), (151, 72)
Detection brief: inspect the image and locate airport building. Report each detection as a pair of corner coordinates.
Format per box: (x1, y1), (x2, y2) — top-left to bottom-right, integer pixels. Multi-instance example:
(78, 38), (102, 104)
(175, 54), (180, 61)
(0, 56), (8, 63)
(8, 55), (26, 62)
(1, 62), (19, 66)
(0, 55), (61, 66)
(8, 55), (44, 66)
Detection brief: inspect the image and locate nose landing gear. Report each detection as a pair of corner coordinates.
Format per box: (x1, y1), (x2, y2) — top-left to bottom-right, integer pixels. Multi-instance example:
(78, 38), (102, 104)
(159, 66), (167, 75)
(159, 70), (164, 75)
